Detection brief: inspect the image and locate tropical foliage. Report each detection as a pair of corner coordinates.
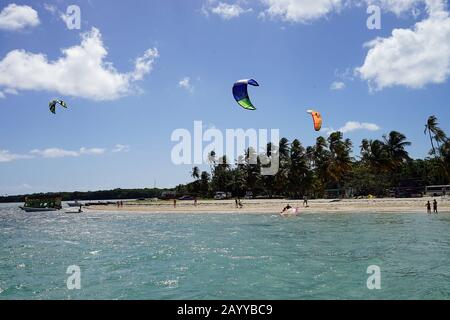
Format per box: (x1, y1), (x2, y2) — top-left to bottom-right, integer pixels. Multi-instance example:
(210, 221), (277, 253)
(179, 116), (449, 199)
(1, 117), (448, 202)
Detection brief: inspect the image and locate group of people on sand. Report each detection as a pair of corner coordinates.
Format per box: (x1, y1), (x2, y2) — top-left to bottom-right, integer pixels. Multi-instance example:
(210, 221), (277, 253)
(173, 197), (198, 208)
(426, 199), (439, 214)
(280, 197), (443, 215)
(116, 201), (124, 208)
(173, 197), (241, 208)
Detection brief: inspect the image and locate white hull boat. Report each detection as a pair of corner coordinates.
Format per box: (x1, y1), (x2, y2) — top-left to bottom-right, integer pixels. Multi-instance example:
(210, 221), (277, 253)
(19, 206), (60, 213)
(68, 201), (82, 207)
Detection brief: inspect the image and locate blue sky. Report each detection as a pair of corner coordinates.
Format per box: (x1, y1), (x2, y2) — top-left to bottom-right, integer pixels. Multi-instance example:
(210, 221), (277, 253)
(0, 0), (449, 195)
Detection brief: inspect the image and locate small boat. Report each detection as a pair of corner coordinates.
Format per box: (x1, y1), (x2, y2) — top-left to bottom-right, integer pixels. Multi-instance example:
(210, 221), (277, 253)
(64, 209), (83, 214)
(19, 206), (60, 212)
(68, 200), (84, 207)
(84, 201), (115, 206)
(19, 195), (62, 213)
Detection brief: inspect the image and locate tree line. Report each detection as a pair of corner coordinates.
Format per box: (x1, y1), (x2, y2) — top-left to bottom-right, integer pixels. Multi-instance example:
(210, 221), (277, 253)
(0, 188), (170, 203)
(1, 116), (448, 202)
(177, 116), (449, 199)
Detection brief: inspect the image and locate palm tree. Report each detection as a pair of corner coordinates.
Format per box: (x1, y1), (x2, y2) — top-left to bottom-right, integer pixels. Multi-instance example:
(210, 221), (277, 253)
(200, 171), (210, 196)
(273, 138), (290, 196)
(278, 137), (290, 160)
(245, 146), (258, 165)
(360, 138), (372, 161)
(211, 155), (232, 193)
(288, 139), (311, 197)
(383, 131), (411, 169)
(207, 150), (216, 176)
(191, 166), (200, 180)
(439, 140), (450, 181)
(261, 142), (276, 197)
(424, 116), (447, 156)
(360, 139), (390, 173)
(245, 147), (260, 194)
(327, 132), (353, 196)
(311, 136), (330, 196)
(305, 146), (315, 165)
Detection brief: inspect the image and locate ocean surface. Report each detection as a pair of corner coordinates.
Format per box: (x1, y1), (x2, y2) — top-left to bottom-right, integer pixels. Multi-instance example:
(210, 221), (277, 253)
(0, 203), (449, 300)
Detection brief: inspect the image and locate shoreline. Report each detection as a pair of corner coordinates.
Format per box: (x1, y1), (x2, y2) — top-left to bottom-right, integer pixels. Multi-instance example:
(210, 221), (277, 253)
(85, 197), (450, 214)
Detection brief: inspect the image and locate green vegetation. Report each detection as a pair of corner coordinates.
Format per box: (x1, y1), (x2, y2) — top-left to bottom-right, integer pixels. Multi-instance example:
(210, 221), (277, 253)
(1, 116), (448, 202)
(0, 188), (172, 203)
(177, 116), (449, 199)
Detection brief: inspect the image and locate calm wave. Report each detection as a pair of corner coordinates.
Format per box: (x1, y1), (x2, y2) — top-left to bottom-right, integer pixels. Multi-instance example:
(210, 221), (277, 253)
(0, 203), (449, 299)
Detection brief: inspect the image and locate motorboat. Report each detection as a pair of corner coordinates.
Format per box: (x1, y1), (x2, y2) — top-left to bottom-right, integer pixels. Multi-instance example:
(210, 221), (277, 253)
(19, 195), (62, 213)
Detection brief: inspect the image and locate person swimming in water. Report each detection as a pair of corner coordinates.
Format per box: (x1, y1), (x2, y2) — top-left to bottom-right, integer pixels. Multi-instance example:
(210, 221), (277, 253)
(281, 204), (292, 213)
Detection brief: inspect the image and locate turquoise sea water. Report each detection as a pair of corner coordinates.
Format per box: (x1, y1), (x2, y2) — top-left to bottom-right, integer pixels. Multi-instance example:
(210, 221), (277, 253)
(0, 203), (449, 300)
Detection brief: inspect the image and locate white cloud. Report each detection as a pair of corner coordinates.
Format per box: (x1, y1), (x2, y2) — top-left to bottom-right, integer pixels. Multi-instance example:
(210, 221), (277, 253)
(178, 76), (194, 93)
(324, 121), (381, 134)
(132, 49), (159, 81)
(365, 0), (424, 16)
(204, 0), (430, 23)
(261, 0), (344, 23)
(79, 147), (106, 155)
(0, 27), (159, 100)
(203, 0), (430, 23)
(30, 147), (105, 158)
(43, 3), (57, 15)
(0, 3), (40, 31)
(30, 148), (79, 158)
(330, 81), (346, 90)
(0, 149), (33, 162)
(210, 2), (251, 19)
(112, 144), (130, 153)
(339, 121), (380, 133)
(0, 145), (135, 163)
(356, 0), (450, 90)
(0, 88), (17, 98)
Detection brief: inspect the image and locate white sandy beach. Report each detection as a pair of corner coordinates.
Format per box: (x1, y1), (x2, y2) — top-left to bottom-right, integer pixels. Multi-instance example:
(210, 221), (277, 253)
(86, 197), (450, 214)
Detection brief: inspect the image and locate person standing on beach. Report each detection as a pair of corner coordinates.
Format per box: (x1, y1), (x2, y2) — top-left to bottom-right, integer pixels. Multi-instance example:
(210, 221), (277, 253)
(426, 201), (431, 214)
(303, 195), (308, 207)
(433, 199), (438, 214)
(173, 199), (177, 208)
(194, 197), (197, 207)
(235, 198), (239, 208)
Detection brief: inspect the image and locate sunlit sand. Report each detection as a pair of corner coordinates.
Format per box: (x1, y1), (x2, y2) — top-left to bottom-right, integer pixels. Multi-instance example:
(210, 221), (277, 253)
(87, 197), (450, 214)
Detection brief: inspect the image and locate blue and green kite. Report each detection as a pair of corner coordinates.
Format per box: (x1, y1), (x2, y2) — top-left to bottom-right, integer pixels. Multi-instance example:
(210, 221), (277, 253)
(232, 79), (259, 111)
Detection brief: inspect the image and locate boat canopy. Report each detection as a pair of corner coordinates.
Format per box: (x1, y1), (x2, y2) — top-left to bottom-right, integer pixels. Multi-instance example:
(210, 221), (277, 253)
(24, 195), (62, 209)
